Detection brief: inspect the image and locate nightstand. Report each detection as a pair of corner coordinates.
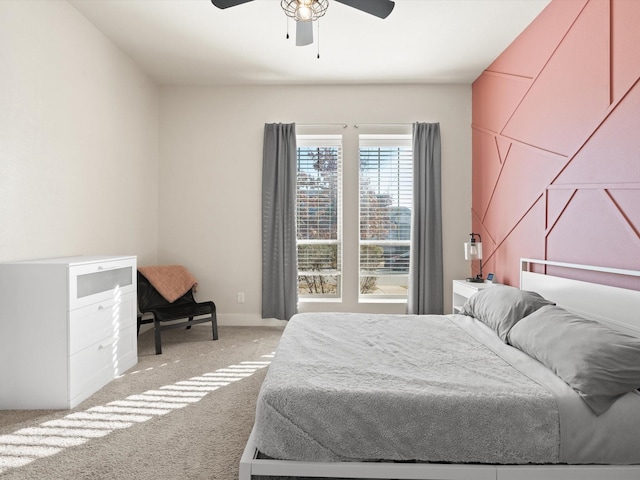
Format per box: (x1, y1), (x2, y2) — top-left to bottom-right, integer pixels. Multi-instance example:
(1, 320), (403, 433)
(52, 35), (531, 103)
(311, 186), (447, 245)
(452, 279), (494, 314)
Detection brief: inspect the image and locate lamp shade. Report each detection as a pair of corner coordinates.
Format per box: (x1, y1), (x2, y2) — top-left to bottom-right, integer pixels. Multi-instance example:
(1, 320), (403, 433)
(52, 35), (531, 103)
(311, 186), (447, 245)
(464, 240), (482, 260)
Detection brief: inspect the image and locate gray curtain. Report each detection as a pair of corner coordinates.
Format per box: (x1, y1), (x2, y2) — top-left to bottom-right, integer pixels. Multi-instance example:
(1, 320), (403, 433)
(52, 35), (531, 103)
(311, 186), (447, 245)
(408, 122), (443, 314)
(262, 123), (298, 320)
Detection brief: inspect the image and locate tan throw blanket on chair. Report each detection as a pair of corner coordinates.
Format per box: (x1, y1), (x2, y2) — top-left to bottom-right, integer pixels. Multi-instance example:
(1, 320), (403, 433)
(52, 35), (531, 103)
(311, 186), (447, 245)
(138, 265), (198, 303)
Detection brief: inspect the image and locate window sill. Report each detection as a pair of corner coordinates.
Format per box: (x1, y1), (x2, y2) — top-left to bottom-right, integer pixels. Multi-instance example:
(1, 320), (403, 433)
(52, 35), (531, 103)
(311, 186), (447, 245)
(299, 297), (342, 303)
(358, 298), (408, 304)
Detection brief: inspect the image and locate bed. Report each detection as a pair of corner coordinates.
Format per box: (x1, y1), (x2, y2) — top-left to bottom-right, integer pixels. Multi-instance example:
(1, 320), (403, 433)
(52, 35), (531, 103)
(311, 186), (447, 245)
(240, 259), (640, 479)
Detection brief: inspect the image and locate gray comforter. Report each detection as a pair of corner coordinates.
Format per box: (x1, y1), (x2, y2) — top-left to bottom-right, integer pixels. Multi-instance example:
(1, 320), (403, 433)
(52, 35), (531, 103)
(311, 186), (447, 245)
(255, 312), (558, 464)
(254, 312), (640, 465)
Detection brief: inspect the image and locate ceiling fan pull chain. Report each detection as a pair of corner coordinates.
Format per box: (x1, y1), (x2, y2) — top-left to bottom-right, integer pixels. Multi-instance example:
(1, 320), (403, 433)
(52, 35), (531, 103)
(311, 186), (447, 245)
(286, 16), (290, 39)
(317, 19), (320, 59)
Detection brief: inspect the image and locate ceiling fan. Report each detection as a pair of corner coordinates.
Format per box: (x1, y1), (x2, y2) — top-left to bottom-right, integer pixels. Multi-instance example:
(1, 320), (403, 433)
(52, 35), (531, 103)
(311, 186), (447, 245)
(211, 0), (395, 49)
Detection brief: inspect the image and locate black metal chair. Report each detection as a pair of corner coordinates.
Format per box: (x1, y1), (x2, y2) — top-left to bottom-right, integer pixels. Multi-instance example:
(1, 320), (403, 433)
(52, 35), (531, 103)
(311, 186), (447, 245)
(137, 271), (218, 354)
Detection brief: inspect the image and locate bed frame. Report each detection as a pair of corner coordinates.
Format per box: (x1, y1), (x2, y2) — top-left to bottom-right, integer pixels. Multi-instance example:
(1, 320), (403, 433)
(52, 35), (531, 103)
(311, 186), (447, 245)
(239, 258), (640, 480)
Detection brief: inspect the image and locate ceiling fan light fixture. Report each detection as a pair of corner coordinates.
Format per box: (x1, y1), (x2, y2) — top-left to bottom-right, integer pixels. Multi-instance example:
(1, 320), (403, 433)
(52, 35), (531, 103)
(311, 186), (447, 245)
(298, 6), (312, 20)
(281, 0), (328, 22)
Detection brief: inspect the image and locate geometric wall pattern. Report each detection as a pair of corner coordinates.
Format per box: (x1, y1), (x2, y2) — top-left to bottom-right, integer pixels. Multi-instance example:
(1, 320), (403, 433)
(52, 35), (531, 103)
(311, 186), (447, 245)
(471, 0), (640, 289)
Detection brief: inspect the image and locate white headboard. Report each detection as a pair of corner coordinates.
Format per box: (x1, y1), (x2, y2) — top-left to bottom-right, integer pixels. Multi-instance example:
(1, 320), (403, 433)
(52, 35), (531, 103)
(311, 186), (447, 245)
(520, 258), (640, 338)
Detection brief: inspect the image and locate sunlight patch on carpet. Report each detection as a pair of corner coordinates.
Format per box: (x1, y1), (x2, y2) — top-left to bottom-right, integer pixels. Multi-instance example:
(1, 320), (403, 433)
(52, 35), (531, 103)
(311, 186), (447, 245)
(66, 412), (153, 423)
(127, 394), (201, 403)
(160, 385), (220, 392)
(0, 351), (273, 473)
(88, 405), (172, 416)
(16, 427), (112, 438)
(141, 389), (208, 397)
(41, 419), (134, 430)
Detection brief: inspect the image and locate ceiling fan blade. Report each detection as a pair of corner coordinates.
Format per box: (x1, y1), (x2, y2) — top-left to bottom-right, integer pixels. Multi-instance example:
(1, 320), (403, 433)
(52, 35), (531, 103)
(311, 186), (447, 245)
(210, 0), (254, 9)
(334, 0), (395, 19)
(296, 21), (313, 46)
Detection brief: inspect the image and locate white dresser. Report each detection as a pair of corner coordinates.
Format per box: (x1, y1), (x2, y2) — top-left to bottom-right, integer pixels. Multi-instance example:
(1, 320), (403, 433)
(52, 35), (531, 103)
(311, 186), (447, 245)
(0, 255), (138, 409)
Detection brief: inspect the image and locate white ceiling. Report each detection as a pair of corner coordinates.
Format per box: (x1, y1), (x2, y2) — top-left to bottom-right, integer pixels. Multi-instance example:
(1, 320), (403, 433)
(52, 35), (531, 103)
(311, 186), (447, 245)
(69, 0), (550, 86)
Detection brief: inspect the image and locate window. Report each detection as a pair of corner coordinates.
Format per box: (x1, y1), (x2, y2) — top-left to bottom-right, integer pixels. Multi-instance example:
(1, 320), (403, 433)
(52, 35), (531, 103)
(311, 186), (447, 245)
(295, 133), (413, 303)
(359, 135), (413, 300)
(296, 136), (342, 299)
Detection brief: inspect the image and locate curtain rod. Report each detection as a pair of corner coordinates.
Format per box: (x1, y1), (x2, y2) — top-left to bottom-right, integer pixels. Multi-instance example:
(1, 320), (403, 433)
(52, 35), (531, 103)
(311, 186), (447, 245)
(294, 123), (414, 128)
(296, 123), (347, 128)
(354, 123), (413, 128)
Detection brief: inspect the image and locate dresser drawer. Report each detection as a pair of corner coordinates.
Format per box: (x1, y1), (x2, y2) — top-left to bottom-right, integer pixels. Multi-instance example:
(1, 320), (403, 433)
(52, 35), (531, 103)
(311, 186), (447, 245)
(69, 257), (136, 310)
(69, 291), (136, 355)
(69, 324), (137, 407)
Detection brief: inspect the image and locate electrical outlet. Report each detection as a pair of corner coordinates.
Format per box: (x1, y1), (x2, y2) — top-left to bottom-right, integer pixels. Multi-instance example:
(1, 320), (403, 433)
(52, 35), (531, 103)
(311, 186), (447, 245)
(237, 292), (245, 303)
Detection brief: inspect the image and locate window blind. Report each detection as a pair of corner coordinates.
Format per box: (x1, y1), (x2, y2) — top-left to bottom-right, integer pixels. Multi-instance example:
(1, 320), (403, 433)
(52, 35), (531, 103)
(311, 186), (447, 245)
(296, 135), (343, 298)
(359, 135), (413, 298)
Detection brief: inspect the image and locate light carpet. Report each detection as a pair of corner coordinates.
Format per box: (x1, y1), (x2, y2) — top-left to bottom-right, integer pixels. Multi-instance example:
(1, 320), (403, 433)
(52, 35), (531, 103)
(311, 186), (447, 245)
(0, 324), (284, 480)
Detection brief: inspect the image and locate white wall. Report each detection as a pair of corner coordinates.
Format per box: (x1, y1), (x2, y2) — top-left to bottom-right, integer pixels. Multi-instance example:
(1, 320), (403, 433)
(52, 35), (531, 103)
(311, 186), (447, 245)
(0, 1), (159, 265)
(0, 1), (472, 323)
(159, 85), (472, 325)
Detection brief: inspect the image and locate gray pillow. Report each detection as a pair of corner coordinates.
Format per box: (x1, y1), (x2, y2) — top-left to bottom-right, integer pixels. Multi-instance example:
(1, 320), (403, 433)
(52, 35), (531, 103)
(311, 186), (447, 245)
(508, 305), (640, 415)
(459, 285), (554, 342)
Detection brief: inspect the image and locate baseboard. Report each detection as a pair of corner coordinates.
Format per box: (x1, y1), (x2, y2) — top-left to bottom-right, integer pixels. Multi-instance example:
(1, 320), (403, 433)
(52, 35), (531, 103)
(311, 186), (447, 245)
(217, 313), (287, 327)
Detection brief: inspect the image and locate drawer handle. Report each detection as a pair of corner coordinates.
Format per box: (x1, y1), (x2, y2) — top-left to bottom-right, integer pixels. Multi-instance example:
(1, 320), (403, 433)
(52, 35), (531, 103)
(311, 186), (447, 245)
(98, 336), (119, 349)
(96, 302), (117, 311)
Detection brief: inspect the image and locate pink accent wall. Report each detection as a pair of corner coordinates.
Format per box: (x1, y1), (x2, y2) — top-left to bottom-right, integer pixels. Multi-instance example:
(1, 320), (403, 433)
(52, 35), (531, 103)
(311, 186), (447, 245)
(471, 0), (640, 289)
